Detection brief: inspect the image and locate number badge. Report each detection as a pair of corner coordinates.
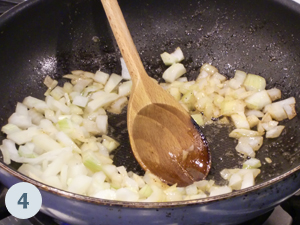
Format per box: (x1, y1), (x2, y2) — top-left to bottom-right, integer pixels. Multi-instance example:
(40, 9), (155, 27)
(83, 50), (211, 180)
(5, 182), (42, 219)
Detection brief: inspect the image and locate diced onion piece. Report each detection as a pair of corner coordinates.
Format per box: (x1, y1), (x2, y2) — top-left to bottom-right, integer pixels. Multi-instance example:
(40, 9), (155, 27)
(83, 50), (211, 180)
(283, 104), (297, 120)
(200, 63), (218, 76)
(104, 73), (123, 93)
(32, 133), (62, 152)
(209, 186), (232, 197)
(256, 122), (265, 134)
(46, 96), (70, 114)
(56, 131), (81, 153)
(118, 81), (132, 96)
(241, 172), (254, 189)
(221, 100), (245, 116)
(160, 52), (177, 66)
(229, 129), (261, 139)
(235, 142), (255, 158)
(218, 117), (230, 125)
(108, 97), (128, 114)
(212, 72), (227, 82)
(245, 110), (264, 118)
(264, 97), (296, 112)
(176, 77), (188, 82)
(44, 75), (58, 89)
(171, 47), (185, 62)
(219, 169), (234, 180)
(116, 188), (139, 201)
(197, 70), (210, 80)
(63, 82), (73, 93)
(191, 114), (204, 126)
(181, 90), (196, 105)
(232, 87), (246, 99)
(87, 93), (119, 112)
(266, 125), (285, 138)
(18, 144), (36, 158)
(245, 90), (272, 110)
(50, 86), (65, 100)
(0, 141), (11, 164)
(120, 58), (131, 80)
(247, 115), (259, 128)
(43, 151), (72, 178)
(23, 96), (48, 112)
(16, 102), (29, 116)
(243, 158), (261, 169)
(82, 119), (100, 134)
(43, 176), (63, 189)
(73, 79), (93, 93)
(185, 183), (197, 196)
(168, 87), (181, 101)
(229, 70), (247, 89)
(87, 172), (107, 195)
(67, 175), (93, 195)
(238, 137), (263, 151)
(267, 88), (281, 101)
(165, 186), (184, 201)
(93, 189), (116, 200)
(8, 113), (32, 129)
(243, 74), (266, 91)
(94, 71), (110, 84)
(236, 91), (256, 100)
(261, 121), (278, 131)
(228, 173), (242, 190)
(162, 63), (186, 83)
(28, 109), (43, 125)
(18, 164), (43, 180)
(1, 124), (21, 135)
(221, 168), (260, 180)
(72, 96), (89, 108)
(102, 135), (120, 152)
(82, 84), (103, 97)
(231, 114), (250, 129)
(168, 80), (184, 88)
(179, 81), (196, 94)
(264, 104), (287, 121)
(143, 185), (166, 202)
(70, 70), (84, 76)
(82, 151), (103, 172)
(161, 47), (184, 66)
(96, 115), (108, 134)
(7, 127), (40, 145)
(82, 71), (95, 79)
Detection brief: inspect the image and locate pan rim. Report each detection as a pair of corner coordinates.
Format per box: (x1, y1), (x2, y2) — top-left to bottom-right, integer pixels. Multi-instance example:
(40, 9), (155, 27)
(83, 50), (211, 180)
(0, 0), (300, 208)
(0, 160), (300, 208)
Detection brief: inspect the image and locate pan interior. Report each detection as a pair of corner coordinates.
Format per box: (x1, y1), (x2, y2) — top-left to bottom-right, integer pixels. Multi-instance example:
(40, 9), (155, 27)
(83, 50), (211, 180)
(0, 0), (300, 189)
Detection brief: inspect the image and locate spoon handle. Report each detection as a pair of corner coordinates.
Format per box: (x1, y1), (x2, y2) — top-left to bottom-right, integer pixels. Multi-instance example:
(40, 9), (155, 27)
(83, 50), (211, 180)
(101, 0), (147, 83)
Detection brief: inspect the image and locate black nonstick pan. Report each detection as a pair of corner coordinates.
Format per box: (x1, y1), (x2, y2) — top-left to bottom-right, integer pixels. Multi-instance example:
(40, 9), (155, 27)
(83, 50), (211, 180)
(0, 0), (300, 224)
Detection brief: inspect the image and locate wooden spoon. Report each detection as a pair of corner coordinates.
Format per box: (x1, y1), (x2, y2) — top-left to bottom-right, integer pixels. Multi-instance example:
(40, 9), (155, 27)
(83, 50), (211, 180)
(101, 0), (211, 187)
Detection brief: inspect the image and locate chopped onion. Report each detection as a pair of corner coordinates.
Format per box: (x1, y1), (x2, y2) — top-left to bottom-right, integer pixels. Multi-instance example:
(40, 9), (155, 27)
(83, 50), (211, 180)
(120, 58), (131, 80)
(162, 63), (187, 83)
(243, 74), (266, 91)
(104, 73), (123, 93)
(266, 125), (285, 138)
(245, 90), (272, 110)
(238, 137), (263, 151)
(235, 142), (255, 158)
(72, 96), (89, 108)
(243, 158), (261, 169)
(0, 48), (297, 202)
(94, 71), (110, 84)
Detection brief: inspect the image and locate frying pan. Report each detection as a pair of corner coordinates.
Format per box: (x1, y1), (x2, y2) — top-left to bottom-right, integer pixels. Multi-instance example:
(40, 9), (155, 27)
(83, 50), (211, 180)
(0, 0), (300, 224)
